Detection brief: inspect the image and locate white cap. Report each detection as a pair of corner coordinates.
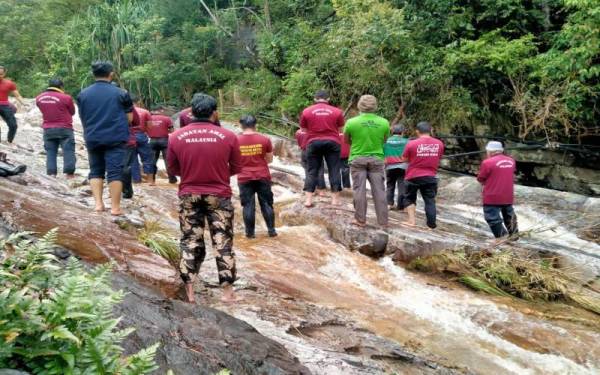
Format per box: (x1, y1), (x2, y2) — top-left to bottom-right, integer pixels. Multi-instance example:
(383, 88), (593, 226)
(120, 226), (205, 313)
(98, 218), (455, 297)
(486, 141), (504, 152)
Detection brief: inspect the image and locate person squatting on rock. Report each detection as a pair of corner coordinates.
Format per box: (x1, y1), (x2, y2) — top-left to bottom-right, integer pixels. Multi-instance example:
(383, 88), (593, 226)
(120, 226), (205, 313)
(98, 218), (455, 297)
(295, 127), (327, 193)
(300, 90), (345, 207)
(339, 130), (351, 189)
(0, 66), (25, 144)
(35, 79), (77, 178)
(147, 107), (177, 185)
(399, 121), (445, 229)
(167, 93), (242, 304)
(477, 141), (518, 241)
(237, 115), (277, 239)
(131, 95), (155, 183)
(77, 61), (133, 216)
(384, 124), (409, 210)
(344, 95), (390, 228)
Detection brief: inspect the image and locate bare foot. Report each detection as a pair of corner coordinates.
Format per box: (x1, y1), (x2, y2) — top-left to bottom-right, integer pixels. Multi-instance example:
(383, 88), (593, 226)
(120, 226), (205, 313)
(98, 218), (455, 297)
(65, 174), (75, 180)
(220, 284), (240, 303)
(185, 283), (195, 303)
(304, 200), (314, 208)
(110, 209), (124, 216)
(94, 205), (106, 213)
(401, 221), (416, 227)
(351, 220), (366, 227)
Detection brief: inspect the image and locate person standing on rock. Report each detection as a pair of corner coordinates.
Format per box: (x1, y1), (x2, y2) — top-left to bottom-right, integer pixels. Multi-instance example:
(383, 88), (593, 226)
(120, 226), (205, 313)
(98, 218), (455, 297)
(179, 106), (193, 128)
(399, 121), (445, 229)
(339, 130), (351, 189)
(0, 66), (25, 144)
(147, 107), (177, 185)
(237, 115), (277, 238)
(131, 95), (154, 183)
(35, 78), (76, 178)
(167, 93), (242, 303)
(299, 90), (345, 207)
(344, 95), (390, 228)
(295, 127), (327, 193)
(477, 141), (518, 241)
(384, 124), (409, 210)
(77, 61), (133, 215)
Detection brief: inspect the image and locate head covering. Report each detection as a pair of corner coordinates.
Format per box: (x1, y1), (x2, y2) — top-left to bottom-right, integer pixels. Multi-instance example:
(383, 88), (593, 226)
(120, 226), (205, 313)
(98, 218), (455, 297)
(486, 141), (504, 152)
(392, 124), (404, 135)
(357, 95), (377, 113)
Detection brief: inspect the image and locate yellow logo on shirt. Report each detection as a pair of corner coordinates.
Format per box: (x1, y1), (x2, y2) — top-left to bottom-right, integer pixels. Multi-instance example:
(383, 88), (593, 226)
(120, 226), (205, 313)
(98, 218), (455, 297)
(240, 144), (263, 156)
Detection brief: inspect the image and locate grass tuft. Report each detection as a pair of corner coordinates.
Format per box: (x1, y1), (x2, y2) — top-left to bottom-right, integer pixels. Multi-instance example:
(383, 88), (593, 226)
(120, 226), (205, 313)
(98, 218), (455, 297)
(137, 221), (180, 268)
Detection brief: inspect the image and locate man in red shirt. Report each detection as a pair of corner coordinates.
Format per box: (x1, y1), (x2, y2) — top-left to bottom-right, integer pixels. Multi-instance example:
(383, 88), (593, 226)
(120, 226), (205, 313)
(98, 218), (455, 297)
(477, 141), (518, 240)
(399, 121), (445, 229)
(295, 128), (327, 192)
(0, 66), (25, 144)
(237, 115), (277, 238)
(299, 90), (345, 207)
(130, 95), (154, 183)
(167, 93), (242, 303)
(147, 107), (177, 185)
(339, 131), (351, 189)
(35, 79), (76, 178)
(179, 107), (193, 128)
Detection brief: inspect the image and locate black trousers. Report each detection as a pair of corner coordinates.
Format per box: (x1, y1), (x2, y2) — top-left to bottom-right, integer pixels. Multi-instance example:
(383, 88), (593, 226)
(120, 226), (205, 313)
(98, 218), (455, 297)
(340, 158), (351, 189)
(0, 105), (18, 143)
(301, 150), (326, 190)
(386, 168), (406, 208)
(403, 176), (438, 229)
(122, 147), (136, 199)
(239, 179), (276, 236)
(483, 205), (518, 238)
(304, 140), (341, 193)
(150, 137), (176, 182)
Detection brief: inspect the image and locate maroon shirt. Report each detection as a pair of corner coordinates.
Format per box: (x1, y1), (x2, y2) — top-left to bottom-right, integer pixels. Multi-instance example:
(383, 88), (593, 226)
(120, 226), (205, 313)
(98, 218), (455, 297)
(132, 106), (151, 135)
(179, 107), (193, 128)
(126, 109), (142, 147)
(237, 133), (273, 183)
(402, 136), (445, 180)
(167, 122), (242, 197)
(477, 154), (516, 205)
(147, 114), (173, 138)
(35, 89), (76, 129)
(339, 132), (350, 158)
(295, 129), (308, 150)
(0, 79), (17, 105)
(299, 102), (345, 146)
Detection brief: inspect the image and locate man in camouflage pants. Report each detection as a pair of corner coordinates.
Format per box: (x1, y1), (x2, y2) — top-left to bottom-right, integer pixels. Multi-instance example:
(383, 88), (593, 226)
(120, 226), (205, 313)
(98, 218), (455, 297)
(167, 93), (242, 303)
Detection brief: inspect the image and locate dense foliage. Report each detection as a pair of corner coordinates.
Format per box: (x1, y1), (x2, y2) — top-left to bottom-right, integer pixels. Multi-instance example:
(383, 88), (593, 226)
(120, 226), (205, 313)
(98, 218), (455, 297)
(0, 229), (159, 374)
(0, 0), (598, 141)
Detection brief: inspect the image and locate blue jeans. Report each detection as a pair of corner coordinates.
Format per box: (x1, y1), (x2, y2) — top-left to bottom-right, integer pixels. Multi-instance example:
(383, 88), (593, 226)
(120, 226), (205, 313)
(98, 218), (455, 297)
(132, 132), (153, 182)
(87, 142), (126, 182)
(483, 205), (518, 238)
(0, 104), (18, 143)
(43, 128), (76, 175)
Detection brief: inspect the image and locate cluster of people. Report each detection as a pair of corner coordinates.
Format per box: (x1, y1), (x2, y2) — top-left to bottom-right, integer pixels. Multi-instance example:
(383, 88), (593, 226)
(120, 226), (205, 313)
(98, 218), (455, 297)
(0, 61), (518, 304)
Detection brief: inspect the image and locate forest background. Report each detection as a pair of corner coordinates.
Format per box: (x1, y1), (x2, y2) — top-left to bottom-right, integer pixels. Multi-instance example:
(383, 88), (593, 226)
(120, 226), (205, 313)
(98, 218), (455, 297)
(0, 0), (598, 143)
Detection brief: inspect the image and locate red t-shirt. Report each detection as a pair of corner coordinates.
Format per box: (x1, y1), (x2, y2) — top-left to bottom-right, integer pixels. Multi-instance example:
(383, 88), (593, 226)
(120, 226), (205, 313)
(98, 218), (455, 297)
(237, 133), (273, 183)
(477, 154), (516, 205)
(299, 102), (345, 145)
(126, 109), (142, 147)
(132, 106), (151, 135)
(167, 122), (242, 197)
(295, 129), (308, 150)
(403, 137), (445, 180)
(35, 90), (75, 129)
(179, 107), (193, 128)
(147, 114), (173, 138)
(0, 79), (17, 105)
(339, 132), (350, 158)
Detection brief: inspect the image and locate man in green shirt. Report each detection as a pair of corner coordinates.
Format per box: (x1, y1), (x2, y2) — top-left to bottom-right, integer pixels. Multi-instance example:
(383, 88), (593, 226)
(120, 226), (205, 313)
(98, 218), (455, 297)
(384, 124), (409, 210)
(344, 95), (390, 228)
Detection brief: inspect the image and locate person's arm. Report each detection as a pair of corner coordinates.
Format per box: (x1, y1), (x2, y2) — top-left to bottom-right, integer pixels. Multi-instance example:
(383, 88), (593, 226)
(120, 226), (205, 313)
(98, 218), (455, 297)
(477, 161), (489, 184)
(229, 137), (243, 176)
(265, 139), (274, 164)
(166, 138), (180, 176)
(337, 112), (345, 131)
(299, 111), (307, 129)
(76, 94), (86, 127)
(119, 90), (134, 124)
(67, 96), (76, 115)
(11, 88), (25, 107)
(344, 123), (352, 145)
(398, 143), (411, 163)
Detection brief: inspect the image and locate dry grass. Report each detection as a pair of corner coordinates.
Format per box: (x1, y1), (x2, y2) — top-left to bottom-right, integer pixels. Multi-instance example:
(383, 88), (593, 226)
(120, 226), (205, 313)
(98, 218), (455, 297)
(409, 247), (600, 315)
(137, 221), (180, 268)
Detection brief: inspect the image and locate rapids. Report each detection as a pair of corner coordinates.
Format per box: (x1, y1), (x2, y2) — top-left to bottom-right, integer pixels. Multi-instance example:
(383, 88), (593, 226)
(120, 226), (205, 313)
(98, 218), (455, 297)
(1, 100), (599, 374)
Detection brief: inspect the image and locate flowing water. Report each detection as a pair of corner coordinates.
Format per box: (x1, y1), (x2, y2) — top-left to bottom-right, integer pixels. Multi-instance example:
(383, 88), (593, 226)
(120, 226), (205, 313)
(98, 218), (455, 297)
(2, 101), (599, 374)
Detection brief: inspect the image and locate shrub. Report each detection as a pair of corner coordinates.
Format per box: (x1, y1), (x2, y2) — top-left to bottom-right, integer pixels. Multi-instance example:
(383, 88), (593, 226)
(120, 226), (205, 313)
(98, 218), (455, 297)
(0, 229), (159, 374)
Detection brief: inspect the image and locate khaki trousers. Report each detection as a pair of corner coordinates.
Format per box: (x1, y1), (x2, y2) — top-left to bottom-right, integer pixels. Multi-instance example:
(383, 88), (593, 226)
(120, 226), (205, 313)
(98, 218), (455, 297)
(350, 156), (388, 226)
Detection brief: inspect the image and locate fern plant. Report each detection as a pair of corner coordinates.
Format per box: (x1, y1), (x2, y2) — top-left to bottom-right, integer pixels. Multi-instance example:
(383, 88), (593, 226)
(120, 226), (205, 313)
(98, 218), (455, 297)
(0, 229), (159, 374)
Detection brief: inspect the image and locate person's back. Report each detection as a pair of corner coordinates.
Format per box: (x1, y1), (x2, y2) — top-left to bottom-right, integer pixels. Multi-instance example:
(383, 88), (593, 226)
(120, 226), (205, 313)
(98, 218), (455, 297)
(345, 113), (389, 161)
(147, 114), (172, 138)
(403, 136), (445, 180)
(478, 154), (515, 205)
(36, 89), (75, 129)
(383, 127), (409, 209)
(179, 107), (193, 128)
(295, 128), (308, 150)
(78, 81), (131, 148)
(133, 106), (151, 134)
(168, 122), (241, 197)
(384, 134), (409, 166)
(300, 102), (344, 145)
(238, 132), (272, 183)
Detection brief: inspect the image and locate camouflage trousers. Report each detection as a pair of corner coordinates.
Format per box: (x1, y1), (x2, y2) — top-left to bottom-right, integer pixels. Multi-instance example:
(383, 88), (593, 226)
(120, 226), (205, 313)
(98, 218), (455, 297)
(178, 194), (236, 285)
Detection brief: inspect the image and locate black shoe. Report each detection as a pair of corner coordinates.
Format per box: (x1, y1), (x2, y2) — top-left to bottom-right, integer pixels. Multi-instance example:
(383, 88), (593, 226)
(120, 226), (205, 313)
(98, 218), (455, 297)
(246, 234), (256, 239)
(168, 176), (178, 184)
(268, 230), (278, 237)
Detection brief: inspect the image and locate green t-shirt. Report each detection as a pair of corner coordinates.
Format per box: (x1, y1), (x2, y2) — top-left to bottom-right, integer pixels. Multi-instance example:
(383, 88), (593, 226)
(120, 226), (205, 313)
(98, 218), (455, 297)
(344, 113), (390, 161)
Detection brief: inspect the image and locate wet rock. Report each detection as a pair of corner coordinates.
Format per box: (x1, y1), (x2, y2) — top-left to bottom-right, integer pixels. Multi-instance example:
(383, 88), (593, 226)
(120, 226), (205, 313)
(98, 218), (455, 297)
(113, 273), (311, 375)
(0, 370), (31, 375)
